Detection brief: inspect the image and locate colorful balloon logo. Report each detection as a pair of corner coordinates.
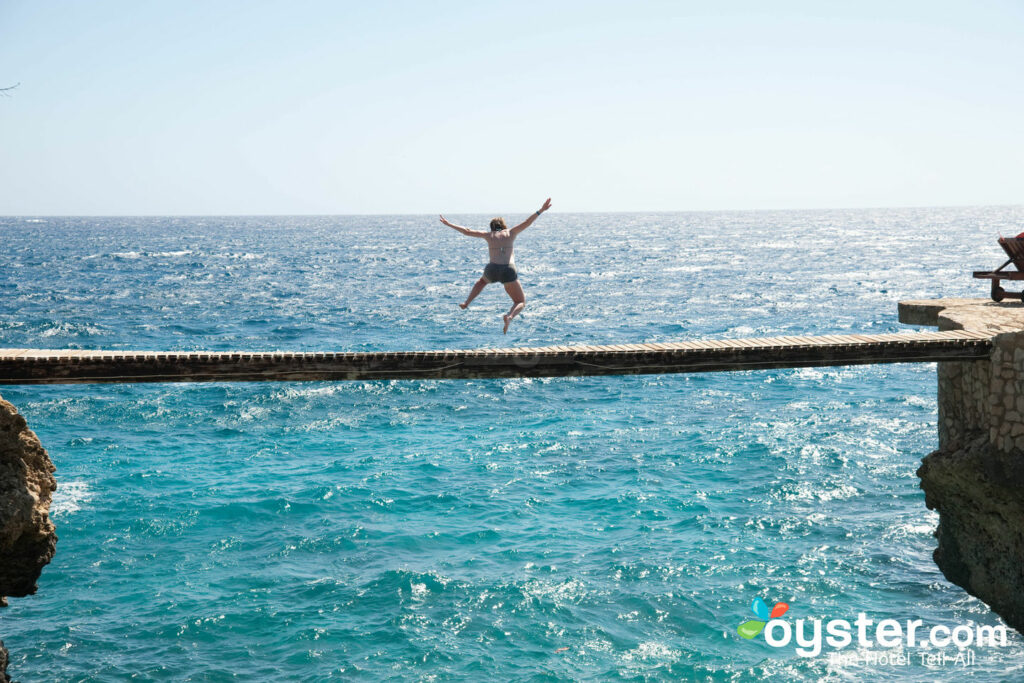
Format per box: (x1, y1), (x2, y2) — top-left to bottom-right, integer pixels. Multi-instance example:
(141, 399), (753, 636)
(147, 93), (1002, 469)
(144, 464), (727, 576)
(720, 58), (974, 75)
(737, 597), (789, 639)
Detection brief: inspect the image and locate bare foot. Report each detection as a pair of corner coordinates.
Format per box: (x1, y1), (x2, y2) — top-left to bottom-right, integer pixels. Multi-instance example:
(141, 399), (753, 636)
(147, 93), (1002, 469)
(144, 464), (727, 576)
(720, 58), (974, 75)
(459, 302), (468, 310)
(502, 314), (511, 334)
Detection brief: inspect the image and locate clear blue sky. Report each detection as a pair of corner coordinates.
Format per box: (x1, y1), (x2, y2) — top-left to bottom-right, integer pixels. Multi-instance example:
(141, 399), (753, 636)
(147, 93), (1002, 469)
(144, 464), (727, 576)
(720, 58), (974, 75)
(1, 0), (1021, 215)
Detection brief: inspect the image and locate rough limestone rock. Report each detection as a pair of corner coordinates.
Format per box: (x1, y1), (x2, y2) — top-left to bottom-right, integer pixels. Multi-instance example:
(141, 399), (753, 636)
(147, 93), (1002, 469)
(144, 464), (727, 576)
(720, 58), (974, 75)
(0, 640), (10, 683)
(900, 299), (1024, 633)
(0, 393), (57, 605)
(918, 436), (1024, 630)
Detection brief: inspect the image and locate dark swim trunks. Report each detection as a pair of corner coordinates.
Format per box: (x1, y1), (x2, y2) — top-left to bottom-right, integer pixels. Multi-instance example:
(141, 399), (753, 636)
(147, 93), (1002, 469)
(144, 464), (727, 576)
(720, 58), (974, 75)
(483, 262), (518, 283)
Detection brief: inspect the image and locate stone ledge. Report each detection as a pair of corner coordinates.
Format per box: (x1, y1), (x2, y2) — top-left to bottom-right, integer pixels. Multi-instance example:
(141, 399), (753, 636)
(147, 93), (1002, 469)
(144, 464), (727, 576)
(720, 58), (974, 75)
(899, 298), (1024, 333)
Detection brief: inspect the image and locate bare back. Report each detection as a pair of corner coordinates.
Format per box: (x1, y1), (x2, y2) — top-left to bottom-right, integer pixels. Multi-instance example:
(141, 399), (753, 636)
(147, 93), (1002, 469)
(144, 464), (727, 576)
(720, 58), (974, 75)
(485, 230), (516, 265)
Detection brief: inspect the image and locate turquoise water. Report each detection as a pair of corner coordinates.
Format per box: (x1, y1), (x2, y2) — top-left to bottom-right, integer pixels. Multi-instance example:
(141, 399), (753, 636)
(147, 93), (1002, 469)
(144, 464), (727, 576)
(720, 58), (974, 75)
(2, 208), (1023, 680)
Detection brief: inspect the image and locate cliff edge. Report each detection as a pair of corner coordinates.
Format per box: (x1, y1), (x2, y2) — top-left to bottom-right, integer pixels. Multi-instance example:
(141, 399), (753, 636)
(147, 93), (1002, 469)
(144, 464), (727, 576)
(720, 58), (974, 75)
(0, 393), (57, 604)
(900, 298), (1024, 632)
(0, 393), (58, 683)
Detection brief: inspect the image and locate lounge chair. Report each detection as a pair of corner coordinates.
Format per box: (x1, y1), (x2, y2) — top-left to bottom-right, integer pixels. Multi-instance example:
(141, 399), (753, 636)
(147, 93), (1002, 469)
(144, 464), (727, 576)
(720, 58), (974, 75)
(973, 237), (1024, 301)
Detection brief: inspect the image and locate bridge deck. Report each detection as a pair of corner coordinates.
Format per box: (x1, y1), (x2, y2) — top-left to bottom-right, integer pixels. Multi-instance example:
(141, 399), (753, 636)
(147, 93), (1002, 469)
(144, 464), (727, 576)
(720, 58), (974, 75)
(0, 330), (993, 384)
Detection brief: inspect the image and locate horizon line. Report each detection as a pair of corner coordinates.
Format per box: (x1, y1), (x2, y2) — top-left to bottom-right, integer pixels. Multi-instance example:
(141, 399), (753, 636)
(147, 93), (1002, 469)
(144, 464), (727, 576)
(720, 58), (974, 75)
(2, 202), (1023, 219)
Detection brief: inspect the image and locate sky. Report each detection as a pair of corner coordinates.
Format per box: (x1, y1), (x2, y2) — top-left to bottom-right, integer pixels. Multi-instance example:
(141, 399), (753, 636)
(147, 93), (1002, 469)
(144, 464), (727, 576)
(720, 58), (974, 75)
(0, 0), (1022, 215)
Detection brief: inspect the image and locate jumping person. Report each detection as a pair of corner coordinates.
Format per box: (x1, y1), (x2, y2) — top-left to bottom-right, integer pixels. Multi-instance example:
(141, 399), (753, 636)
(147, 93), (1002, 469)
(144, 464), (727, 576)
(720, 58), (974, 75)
(440, 198), (552, 334)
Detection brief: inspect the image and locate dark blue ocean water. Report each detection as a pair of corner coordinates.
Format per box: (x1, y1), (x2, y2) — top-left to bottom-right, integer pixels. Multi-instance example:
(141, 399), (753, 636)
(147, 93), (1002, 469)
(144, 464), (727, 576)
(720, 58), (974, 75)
(2, 208), (1023, 681)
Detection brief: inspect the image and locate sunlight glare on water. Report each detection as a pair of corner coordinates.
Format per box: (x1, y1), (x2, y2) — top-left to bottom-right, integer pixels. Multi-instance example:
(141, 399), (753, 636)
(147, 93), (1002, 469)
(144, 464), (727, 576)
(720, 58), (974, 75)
(1, 207), (1022, 680)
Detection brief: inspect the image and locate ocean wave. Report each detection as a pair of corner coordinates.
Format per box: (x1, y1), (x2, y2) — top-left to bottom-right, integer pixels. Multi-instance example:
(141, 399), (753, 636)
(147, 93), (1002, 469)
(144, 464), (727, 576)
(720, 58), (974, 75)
(50, 480), (93, 516)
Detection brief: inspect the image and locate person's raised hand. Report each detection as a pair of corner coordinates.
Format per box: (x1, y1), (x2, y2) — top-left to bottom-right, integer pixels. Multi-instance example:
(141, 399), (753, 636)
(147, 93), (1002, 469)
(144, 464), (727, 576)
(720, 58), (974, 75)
(439, 215), (452, 227)
(539, 198), (552, 213)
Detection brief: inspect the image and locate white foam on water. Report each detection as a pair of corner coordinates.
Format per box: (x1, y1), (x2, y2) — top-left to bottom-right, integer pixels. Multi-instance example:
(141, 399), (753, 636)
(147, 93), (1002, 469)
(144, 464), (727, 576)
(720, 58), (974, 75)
(51, 480), (93, 516)
(620, 640), (681, 664)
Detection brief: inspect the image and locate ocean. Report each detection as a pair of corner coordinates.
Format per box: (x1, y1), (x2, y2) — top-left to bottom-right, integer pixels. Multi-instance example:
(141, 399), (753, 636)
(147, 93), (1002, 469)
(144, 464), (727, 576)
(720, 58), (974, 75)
(2, 207), (1023, 680)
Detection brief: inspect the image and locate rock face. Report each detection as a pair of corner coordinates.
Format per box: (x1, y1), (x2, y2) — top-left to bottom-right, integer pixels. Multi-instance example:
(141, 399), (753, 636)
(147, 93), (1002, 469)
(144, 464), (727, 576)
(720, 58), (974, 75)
(0, 393), (57, 605)
(918, 436), (1024, 629)
(900, 299), (1024, 632)
(0, 640), (10, 683)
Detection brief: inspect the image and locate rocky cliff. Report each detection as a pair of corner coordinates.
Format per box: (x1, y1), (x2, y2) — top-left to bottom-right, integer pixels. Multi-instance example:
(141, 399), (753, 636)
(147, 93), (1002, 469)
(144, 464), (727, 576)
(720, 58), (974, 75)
(0, 394), (57, 603)
(918, 435), (1024, 630)
(900, 299), (1024, 633)
(0, 393), (58, 683)
(0, 640), (9, 683)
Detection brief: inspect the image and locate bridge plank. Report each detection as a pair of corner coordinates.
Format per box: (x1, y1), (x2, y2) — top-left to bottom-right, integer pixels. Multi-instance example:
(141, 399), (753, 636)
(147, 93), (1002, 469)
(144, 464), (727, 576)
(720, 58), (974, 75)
(0, 331), (993, 385)
(818, 335), (847, 345)
(802, 336), (832, 346)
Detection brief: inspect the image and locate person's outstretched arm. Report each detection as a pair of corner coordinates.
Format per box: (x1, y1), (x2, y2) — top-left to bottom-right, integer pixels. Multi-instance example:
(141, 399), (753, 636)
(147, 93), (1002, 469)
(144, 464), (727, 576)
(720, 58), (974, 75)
(440, 215), (488, 237)
(510, 198), (552, 237)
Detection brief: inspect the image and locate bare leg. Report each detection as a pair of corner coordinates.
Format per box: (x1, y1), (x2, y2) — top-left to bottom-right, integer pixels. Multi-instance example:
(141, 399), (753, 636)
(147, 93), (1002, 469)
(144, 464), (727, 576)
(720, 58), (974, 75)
(502, 281), (526, 334)
(461, 277), (489, 309)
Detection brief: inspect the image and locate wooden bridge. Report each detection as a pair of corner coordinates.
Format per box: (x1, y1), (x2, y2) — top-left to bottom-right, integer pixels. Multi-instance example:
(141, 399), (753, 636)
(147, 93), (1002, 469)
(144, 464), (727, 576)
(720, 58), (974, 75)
(0, 330), (993, 385)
